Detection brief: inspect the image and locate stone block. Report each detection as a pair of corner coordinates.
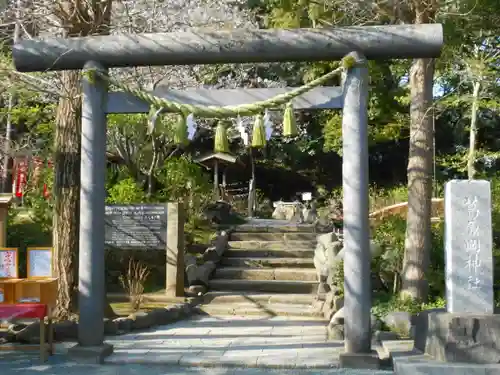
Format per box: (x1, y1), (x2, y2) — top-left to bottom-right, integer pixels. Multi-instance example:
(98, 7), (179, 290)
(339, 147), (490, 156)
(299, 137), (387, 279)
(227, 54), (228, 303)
(128, 312), (155, 330)
(113, 317), (133, 333)
(444, 180), (494, 314)
(11, 321), (47, 344)
(103, 318), (119, 335)
(373, 330), (401, 343)
(413, 308), (446, 352)
(382, 311), (414, 337)
(339, 350), (380, 369)
(188, 285), (207, 295)
(147, 307), (179, 326)
(272, 201), (303, 222)
(394, 356), (500, 375)
(327, 324), (344, 340)
(334, 296), (344, 312)
(424, 312), (500, 363)
(67, 343), (114, 364)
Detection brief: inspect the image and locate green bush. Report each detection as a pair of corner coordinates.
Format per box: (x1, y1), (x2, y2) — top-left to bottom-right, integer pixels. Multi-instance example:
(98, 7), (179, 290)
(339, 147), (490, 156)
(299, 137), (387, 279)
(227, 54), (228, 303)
(331, 260), (344, 296)
(371, 294), (422, 320)
(368, 184), (408, 212)
(372, 294), (446, 322)
(372, 216), (406, 290)
(371, 214), (445, 300)
(106, 177), (148, 204)
(22, 163), (53, 232)
(428, 221), (445, 298)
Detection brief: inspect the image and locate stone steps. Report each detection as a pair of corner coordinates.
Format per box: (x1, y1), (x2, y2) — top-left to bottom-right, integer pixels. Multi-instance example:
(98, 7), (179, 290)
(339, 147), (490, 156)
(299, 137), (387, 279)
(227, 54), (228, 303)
(228, 240), (315, 250)
(230, 232), (317, 241)
(224, 248), (315, 258)
(214, 267), (317, 281)
(198, 302), (325, 318)
(232, 223), (317, 233)
(201, 292), (317, 305)
(209, 279), (318, 294)
(204, 220), (321, 318)
(220, 257), (314, 268)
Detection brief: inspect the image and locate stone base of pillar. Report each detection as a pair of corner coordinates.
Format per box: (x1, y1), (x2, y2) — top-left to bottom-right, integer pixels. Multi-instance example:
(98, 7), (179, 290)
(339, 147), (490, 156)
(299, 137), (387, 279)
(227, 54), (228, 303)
(67, 343), (114, 364)
(339, 351), (380, 369)
(418, 312), (500, 364)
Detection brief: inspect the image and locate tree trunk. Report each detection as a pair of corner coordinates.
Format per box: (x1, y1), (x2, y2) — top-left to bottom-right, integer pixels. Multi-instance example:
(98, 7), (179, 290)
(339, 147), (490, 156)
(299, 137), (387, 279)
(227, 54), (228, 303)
(52, 70), (82, 319)
(400, 57), (435, 301)
(50, 0), (113, 320)
(467, 81), (481, 179)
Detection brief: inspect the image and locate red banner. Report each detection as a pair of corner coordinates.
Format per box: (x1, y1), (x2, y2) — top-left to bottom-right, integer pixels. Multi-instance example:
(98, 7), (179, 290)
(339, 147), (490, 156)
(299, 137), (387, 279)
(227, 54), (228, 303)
(14, 158), (28, 198)
(12, 157), (53, 199)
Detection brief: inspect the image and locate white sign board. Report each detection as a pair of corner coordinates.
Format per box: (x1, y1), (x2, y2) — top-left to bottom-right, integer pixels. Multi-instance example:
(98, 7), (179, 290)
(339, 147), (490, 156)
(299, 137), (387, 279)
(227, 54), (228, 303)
(0, 248), (18, 278)
(302, 192), (312, 201)
(27, 248), (53, 278)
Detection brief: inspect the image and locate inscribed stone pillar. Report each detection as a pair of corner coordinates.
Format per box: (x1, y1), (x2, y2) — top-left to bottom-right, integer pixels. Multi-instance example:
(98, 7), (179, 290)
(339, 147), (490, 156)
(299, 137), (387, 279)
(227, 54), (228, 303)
(445, 180), (494, 314)
(166, 202), (185, 297)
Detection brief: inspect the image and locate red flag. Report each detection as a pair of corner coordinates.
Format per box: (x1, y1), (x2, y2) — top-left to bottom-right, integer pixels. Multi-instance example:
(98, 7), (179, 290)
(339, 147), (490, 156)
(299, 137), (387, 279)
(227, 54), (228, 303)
(14, 158), (28, 198)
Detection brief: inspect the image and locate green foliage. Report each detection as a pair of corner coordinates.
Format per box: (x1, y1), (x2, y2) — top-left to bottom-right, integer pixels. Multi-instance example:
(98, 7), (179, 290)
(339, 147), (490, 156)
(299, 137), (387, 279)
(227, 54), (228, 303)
(106, 177), (148, 204)
(22, 163), (54, 232)
(155, 155), (213, 242)
(371, 216), (445, 299)
(322, 113), (342, 153)
(368, 185), (408, 212)
(373, 216), (406, 277)
(372, 294), (446, 322)
(331, 260), (344, 296)
(371, 295), (422, 320)
(421, 297), (447, 311)
(488, 174), (500, 232)
(156, 156), (211, 204)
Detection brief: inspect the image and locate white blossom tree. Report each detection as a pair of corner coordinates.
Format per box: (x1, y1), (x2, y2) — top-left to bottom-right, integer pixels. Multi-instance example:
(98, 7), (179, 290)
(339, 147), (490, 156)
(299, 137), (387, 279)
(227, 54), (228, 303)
(0, 0), (271, 317)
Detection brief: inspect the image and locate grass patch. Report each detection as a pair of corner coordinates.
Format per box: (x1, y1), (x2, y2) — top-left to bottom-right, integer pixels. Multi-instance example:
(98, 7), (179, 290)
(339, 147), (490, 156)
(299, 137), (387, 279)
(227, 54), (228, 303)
(109, 302), (171, 317)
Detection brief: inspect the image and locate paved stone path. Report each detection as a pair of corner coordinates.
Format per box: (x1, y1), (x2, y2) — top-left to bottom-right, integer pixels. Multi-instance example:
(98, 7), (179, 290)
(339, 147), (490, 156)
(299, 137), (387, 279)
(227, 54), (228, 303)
(0, 315), (395, 374)
(105, 316), (343, 368)
(0, 358), (394, 375)
(0, 351), (394, 375)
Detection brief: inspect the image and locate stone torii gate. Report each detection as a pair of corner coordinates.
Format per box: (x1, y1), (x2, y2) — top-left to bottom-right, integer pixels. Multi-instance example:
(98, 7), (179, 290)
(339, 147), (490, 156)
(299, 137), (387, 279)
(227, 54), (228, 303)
(12, 24), (443, 365)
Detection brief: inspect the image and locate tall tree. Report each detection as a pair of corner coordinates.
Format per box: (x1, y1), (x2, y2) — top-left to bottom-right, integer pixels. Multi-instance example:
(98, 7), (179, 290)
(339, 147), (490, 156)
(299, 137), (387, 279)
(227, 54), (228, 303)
(399, 0), (438, 301)
(51, 0), (112, 318)
(401, 50), (436, 301)
(401, 0), (500, 300)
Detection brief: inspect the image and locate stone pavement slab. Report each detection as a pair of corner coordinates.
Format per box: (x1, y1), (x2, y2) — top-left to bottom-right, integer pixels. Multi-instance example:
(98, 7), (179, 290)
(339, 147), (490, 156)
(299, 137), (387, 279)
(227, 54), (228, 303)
(0, 351), (395, 375)
(100, 315), (342, 368)
(0, 316), (389, 372)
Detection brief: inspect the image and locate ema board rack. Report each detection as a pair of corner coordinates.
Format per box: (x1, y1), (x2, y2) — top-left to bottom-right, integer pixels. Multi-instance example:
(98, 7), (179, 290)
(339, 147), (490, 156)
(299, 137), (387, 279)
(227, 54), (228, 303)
(0, 247), (57, 307)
